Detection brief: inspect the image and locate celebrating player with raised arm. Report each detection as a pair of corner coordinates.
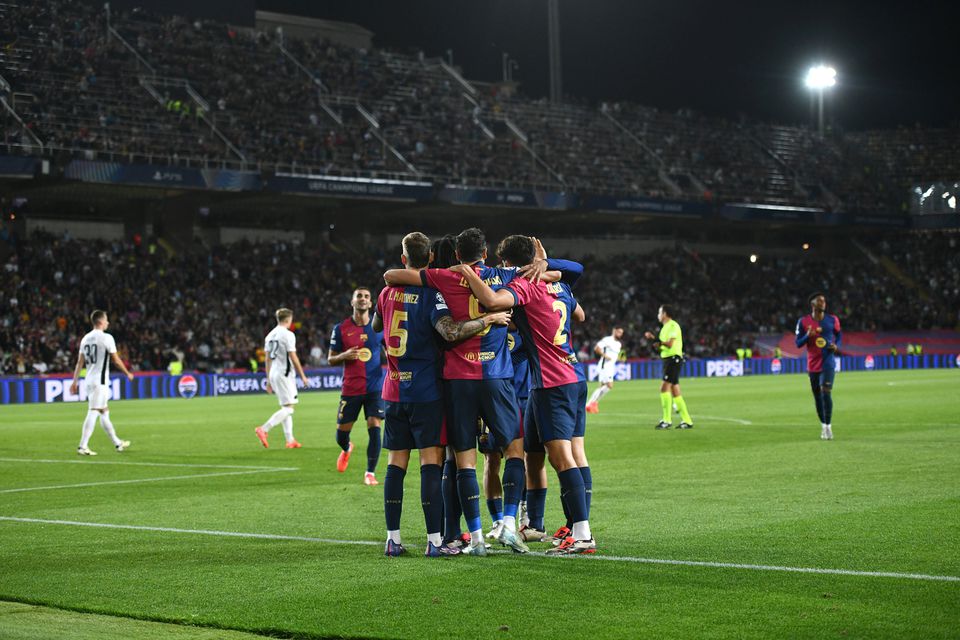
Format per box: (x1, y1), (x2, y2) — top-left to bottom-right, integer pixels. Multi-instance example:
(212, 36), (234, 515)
(795, 292), (842, 440)
(374, 232), (511, 557)
(329, 287), (386, 485)
(71, 310), (135, 455)
(254, 308), (309, 449)
(453, 235), (596, 555)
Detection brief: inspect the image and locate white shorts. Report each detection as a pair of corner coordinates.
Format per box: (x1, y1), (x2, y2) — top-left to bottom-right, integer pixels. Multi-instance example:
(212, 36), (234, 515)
(270, 374), (299, 406)
(597, 368), (616, 384)
(86, 383), (111, 410)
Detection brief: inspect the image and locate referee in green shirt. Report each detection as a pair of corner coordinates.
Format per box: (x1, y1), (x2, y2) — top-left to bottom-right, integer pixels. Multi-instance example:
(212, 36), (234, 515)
(644, 305), (694, 429)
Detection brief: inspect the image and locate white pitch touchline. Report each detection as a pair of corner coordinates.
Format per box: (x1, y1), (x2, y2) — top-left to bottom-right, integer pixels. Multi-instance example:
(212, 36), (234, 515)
(0, 468), (297, 494)
(0, 516), (956, 584)
(0, 458), (297, 471)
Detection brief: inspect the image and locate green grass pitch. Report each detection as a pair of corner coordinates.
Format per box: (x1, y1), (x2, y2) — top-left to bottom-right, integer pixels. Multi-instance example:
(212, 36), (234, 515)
(1, 369), (958, 639)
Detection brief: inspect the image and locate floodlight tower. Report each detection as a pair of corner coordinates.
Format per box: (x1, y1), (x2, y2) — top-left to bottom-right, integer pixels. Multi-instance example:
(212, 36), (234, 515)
(548, 0), (562, 102)
(805, 65), (836, 137)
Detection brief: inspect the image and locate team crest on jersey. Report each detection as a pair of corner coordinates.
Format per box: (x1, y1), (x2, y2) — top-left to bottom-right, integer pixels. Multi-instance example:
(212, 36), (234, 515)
(359, 333), (368, 342)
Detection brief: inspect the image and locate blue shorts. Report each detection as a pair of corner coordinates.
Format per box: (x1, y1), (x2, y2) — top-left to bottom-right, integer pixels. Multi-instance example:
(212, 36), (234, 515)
(527, 383), (581, 446)
(383, 399), (444, 451)
(446, 378), (521, 452)
(523, 396), (544, 453)
(810, 365), (837, 390)
(337, 391), (385, 425)
(479, 402), (526, 454)
(572, 381), (588, 438)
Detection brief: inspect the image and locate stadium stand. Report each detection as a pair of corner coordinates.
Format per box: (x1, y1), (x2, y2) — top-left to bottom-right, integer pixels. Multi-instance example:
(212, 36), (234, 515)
(2, 0), (958, 208)
(2, 229), (957, 375)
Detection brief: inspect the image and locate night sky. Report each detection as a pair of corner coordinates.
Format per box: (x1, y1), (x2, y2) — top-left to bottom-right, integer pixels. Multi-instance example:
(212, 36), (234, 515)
(107, 0), (958, 130)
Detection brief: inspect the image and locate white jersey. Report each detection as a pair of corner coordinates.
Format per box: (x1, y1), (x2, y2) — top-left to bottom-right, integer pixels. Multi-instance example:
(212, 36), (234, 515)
(596, 336), (622, 373)
(265, 325), (297, 378)
(79, 329), (117, 386)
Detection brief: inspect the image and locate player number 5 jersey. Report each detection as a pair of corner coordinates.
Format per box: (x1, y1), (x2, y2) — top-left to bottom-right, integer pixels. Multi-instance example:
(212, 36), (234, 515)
(79, 329), (117, 385)
(265, 325), (297, 378)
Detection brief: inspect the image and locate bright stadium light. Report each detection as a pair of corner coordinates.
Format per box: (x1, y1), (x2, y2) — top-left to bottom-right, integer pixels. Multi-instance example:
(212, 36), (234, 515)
(749, 254), (758, 263)
(805, 64), (837, 137)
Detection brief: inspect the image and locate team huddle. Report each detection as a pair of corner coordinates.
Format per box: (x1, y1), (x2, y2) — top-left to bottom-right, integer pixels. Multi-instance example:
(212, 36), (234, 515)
(68, 230), (841, 558)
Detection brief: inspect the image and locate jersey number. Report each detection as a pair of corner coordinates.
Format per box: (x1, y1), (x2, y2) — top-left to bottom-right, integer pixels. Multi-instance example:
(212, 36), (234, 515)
(387, 311), (408, 357)
(82, 345), (98, 364)
(267, 340), (281, 359)
(468, 296), (493, 337)
(552, 300), (568, 346)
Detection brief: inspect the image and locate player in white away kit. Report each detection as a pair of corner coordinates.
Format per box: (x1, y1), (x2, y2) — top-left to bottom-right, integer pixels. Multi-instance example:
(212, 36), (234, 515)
(585, 326), (623, 414)
(255, 308), (309, 449)
(70, 310), (135, 455)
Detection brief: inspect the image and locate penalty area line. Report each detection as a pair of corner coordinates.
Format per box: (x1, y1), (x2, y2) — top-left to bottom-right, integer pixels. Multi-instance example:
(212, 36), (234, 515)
(0, 516), (956, 583)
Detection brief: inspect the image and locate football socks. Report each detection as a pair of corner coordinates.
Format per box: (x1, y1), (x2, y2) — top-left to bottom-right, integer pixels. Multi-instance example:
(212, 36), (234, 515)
(79, 411), (98, 449)
(822, 392), (833, 424)
(486, 497), (504, 524)
(384, 464), (406, 534)
(99, 411), (122, 446)
(526, 488), (547, 531)
(366, 426), (381, 474)
(456, 468), (483, 539)
(335, 428), (351, 452)
(660, 391), (672, 423)
(441, 458), (463, 542)
(501, 457), (525, 528)
(558, 468), (589, 534)
(263, 407), (293, 431)
(420, 464), (443, 542)
(674, 396), (692, 425)
(579, 466), (593, 519)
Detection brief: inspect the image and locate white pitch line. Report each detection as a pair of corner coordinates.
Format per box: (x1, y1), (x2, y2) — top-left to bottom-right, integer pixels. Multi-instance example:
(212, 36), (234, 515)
(0, 516), (956, 583)
(601, 413), (753, 425)
(0, 468), (297, 494)
(0, 458), (297, 471)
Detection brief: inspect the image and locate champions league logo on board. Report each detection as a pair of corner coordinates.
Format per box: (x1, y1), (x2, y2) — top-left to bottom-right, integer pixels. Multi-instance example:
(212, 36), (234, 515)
(178, 375), (198, 399)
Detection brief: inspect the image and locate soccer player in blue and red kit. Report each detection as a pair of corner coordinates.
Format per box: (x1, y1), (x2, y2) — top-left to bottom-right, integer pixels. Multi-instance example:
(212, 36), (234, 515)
(329, 287), (385, 485)
(374, 232), (510, 557)
(455, 235), (595, 555)
(795, 292), (842, 441)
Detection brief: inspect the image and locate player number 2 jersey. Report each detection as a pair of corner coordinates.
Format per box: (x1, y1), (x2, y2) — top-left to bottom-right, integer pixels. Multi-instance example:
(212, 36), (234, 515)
(264, 325), (297, 378)
(377, 285), (450, 403)
(79, 329), (116, 386)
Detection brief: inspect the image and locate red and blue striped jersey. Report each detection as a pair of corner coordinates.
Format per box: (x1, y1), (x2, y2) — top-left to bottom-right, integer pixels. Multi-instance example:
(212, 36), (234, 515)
(420, 264), (516, 380)
(795, 313), (842, 373)
(506, 278), (584, 389)
(377, 285), (451, 403)
(330, 317), (384, 396)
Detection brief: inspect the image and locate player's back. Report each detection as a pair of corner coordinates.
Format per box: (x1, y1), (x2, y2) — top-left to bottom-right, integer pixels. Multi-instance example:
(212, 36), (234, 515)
(378, 284), (448, 403)
(265, 325), (295, 377)
(421, 264), (514, 380)
(597, 336), (621, 364)
(508, 278), (583, 389)
(80, 329), (115, 385)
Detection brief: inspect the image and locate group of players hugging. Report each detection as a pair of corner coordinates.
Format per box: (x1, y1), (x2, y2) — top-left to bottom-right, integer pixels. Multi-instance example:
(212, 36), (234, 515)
(330, 228), (595, 557)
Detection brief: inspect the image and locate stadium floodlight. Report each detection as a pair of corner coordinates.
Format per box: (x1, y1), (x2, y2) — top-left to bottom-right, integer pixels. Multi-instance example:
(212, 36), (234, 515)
(805, 65), (837, 136)
(749, 254), (758, 263)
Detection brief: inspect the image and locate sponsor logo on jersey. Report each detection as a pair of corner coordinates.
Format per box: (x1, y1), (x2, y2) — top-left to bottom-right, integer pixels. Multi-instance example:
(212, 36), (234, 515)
(178, 375), (198, 399)
(357, 347), (373, 362)
(389, 370), (413, 381)
(815, 337), (827, 349)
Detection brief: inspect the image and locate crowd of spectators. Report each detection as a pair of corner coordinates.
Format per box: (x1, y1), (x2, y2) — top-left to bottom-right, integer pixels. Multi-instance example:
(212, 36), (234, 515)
(2, 0), (957, 205)
(2, 230), (957, 376)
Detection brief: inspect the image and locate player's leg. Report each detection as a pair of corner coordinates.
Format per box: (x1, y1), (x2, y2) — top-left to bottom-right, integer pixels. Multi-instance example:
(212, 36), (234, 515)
(657, 379), (673, 429)
(257, 378), (295, 447)
(672, 380), (693, 429)
(382, 401), (412, 556)
(537, 386), (594, 554)
(271, 376), (300, 448)
(482, 380), (527, 551)
(410, 399), (453, 556)
(78, 386), (102, 455)
(441, 446), (465, 547)
(335, 396), (362, 471)
(587, 379), (612, 411)
(572, 381), (592, 519)
(449, 381), (486, 555)
(363, 392), (385, 484)
(820, 368), (835, 440)
(521, 406), (548, 542)
(809, 373), (827, 437)
(482, 448), (504, 540)
(98, 407), (129, 451)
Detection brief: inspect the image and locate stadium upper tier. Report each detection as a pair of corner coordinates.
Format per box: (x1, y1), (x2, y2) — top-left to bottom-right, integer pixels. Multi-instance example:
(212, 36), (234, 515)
(1, 0), (957, 210)
(1, 227), (957, 376)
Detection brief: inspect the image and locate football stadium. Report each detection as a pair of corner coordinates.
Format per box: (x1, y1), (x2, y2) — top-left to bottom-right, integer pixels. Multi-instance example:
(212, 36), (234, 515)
(1, 1), (958, 638)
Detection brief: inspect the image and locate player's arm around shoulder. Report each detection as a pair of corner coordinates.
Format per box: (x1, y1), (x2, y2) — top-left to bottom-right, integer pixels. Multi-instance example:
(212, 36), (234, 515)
(434, 310), (512, 343)
(448, 264), (515, 311)
(384, 268), (424, 287)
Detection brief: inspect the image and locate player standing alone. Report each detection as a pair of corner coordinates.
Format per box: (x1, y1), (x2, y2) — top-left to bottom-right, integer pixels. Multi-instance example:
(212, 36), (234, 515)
(645, 305), (693, 429)
(329, 288), (386, 485)
(795, 292), (841, 440)
(70, 310), (134, 455)
(254, 308), (309, 448)
(585, 326), (623, 413)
